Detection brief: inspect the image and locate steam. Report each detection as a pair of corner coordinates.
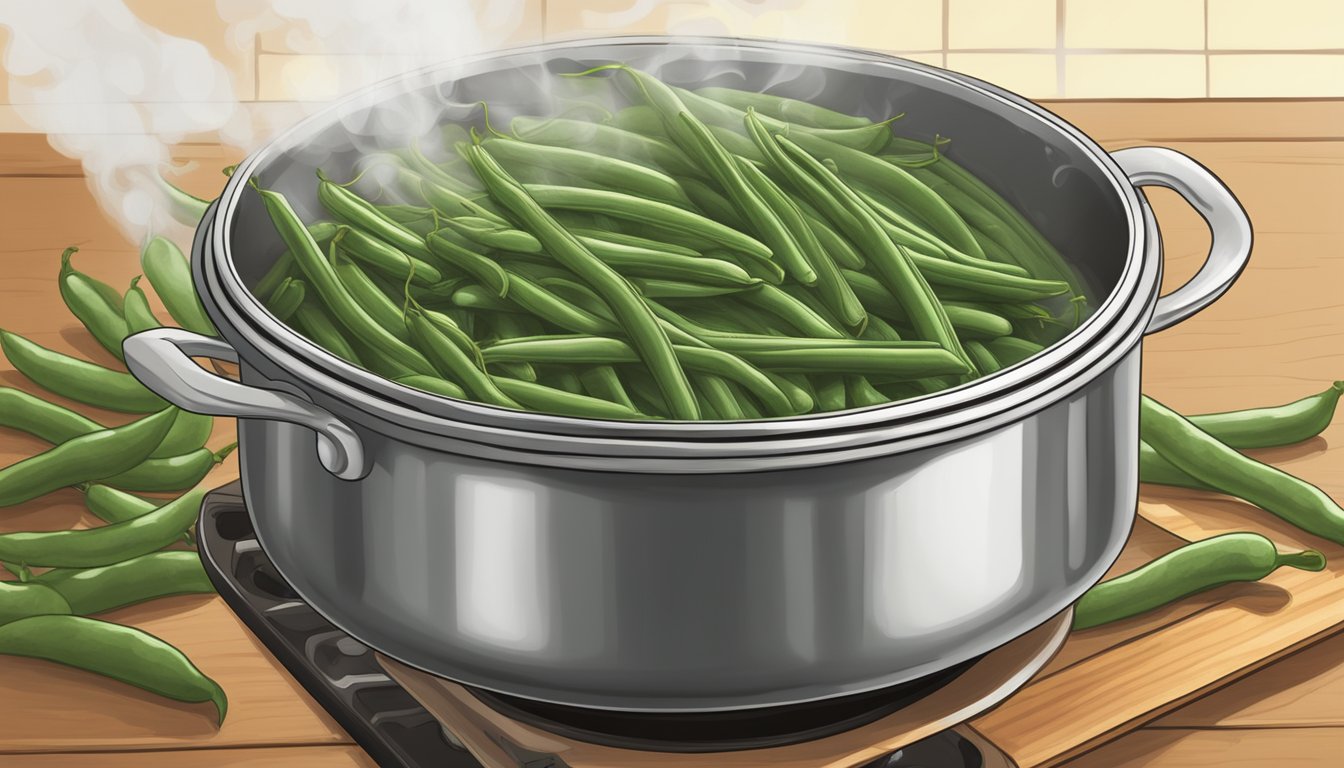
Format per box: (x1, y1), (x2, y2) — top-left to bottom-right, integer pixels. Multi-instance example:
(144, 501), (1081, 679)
(0, 0), (529, 244)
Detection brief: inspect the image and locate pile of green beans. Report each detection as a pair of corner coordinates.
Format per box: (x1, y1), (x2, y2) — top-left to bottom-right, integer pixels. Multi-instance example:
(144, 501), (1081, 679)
(255, 67), (1085, 421)
(0, 184), (226, 723)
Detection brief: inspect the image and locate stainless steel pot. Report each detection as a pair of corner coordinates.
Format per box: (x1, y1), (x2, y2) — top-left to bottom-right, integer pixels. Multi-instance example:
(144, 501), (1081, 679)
(123, 36), (1252, 713)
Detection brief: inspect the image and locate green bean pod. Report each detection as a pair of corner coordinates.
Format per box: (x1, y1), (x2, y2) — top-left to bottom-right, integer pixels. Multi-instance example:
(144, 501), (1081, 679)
(98, 442), (235, 493)
(743, 285), (846, 339)
(985, 336), (1044, 367)
(1073, 533), (1326, 630)
(0, 615), (227, 723)
(673, 87), (897, 153)
(59, 248), (130, 360)
(141, 237), (216, 337)
(258, 189), (435, 377)
(580, 366), (638, 411)
(155, 176), (210, 227)
(330, 258), (413, 343)
(34, 551), (215, 615)
(845, 273), (1013, 339)
(964, 340), (1002, 374)
(123, 275), (163, 335)
(336, 225), (445, 285)
(470, 145), (700, 419)
(845, 376), (889, 407)
(485, 137), (693, 207)
(406, 307), (519, 408)
(493, 377), (645, 420)
(265, 277), (306, 322)
(291, 302), (362, 365)
(521, 184), (773, 261)
(510, 116), (702, 178)
(0, 389), (211, 460)
(83, 483), (157, 524)
(0, 581), (71, 626)
(1141, 396), (1344, 545)
(1186, 381), (1344, 448)
(254, 221), (339, 299)
(317, 178), (434, 260)
(0, 482), (208, 566)
(395, 374), (468, 400)
(0, 407), (178, 507)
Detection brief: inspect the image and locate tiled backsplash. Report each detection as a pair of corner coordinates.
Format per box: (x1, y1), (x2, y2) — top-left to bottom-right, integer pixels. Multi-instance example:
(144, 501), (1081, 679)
(2, 0), (1343, 128)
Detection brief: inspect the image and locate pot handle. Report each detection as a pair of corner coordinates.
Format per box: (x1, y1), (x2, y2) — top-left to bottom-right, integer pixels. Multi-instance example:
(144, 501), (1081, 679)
(1111, 146), (1252, 334)
(123, 328), (367, 481)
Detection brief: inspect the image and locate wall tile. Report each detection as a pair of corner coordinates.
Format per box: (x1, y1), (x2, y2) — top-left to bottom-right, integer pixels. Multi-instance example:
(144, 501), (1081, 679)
(255, 54), (410, 102)
(1065, 54), (1206, 97)
(949, 0), (1056, 50)
(945, 53), (1059, 98)
(1210, 54), (1344, 97)
(1208, 0), (1344, 50)
(1065, 0), (1205, 50)
(260, 0), (544, 53)
(546, 1), (942, 52)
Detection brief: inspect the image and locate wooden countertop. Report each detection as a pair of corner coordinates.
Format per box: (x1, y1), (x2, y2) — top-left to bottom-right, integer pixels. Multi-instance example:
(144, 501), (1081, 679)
(0, 99), (1341, 767)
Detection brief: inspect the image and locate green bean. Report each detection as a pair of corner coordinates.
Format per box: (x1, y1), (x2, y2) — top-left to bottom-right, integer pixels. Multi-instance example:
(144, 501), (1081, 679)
(33, 551), (214, 615)
(765, 372), (816, 414)
(258, 188), (435, 377)
(845, 375), (889, 407)
(82, 483), (156, 524)
(441, 216), (545, 253)
(493, 377), (644, 420)
(964, 341), (1002, 374)
(1185, 381), (1344, 449)
(1142, 396), (1344, 544)
(1073, 533), (1325, 630)
(816, 375), (847, 411)
(59, 248), (130, 360)
(264, 277), (306, 322)
(141, 237), (216, 337)
(155, 176), (210, 227)
(728, 346), (967, 377)
(0, 481), (208, 565)
(735, 156), (864, 328)
(406, 306), (519, 408)
(843, 272), (1012, 339)
(768, 130), (974, 372)
(610, 104), (665, 135)
(395, 374), (468, 399)
(396, 167), (509, 225)
(677, 176), (747, 228)
(667, 109), (817, 284)
(985, 336), (1044, 367)
(469, 145), (700, 419)
(743, 285), (846, 339)
(693, 86), (871, 129)
(0, 615), (227, 723)
(674, 87), (898, 153)
(0, 330), (166, 412)
(337, 225), (445, 285)
(123, 276), (163, 334)
(291, 302), (362, 365)
(541, 368), (585, 395)
(330, 257), (413, 343)
(852, 184), (1031, 277)
(633, 279), (753, 298)
(99, 441), (235, 493)
(0, 581), (70, 626)
(566, 227), (702, 258)
(798, 204), (865, 270)
(317, 177), (434, 260)
(579, 366), (637, 411)
(0, 407), (177, 507)
(483, 336), (796, 416)
(860, 313), (903, 341)
(254, 221), (339, 299)
(485, 138), (692, 207)
(375, 204), (437, 237)
(521, 184), (772, 261)
(511, 116), (703, 178)
(701, 336), (939, 353)
(0, 389), (211, 461)
(693, 374), (745, 419)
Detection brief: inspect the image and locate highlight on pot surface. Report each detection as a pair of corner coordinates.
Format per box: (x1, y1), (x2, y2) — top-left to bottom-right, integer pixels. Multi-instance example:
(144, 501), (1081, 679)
(253, 66), (1091, 421)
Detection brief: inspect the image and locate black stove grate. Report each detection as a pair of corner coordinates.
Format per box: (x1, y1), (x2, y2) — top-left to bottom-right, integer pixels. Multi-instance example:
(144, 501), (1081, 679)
(197, 482), (985, 768)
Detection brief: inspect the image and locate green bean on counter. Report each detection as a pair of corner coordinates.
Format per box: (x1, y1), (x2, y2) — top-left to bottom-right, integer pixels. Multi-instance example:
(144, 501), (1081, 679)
(1073, 533), (1326, 630)
(122, 276), (164, 335)
(141, 237), (216, 337)
(59, 248), (130, 361)
(0, 330), (167, 413)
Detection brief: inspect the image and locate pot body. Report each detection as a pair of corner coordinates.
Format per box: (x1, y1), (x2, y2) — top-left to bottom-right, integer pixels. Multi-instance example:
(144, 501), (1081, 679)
(122, 36), (1253, 713)
(235, 351), (1138, 711)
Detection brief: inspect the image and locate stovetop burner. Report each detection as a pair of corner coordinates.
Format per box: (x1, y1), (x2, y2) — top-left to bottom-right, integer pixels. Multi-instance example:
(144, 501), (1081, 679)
(197, 482), (1001, 768)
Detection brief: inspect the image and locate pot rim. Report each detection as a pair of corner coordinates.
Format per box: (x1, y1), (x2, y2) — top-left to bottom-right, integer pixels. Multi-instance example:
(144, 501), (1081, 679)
(205, 34), (1153, 453)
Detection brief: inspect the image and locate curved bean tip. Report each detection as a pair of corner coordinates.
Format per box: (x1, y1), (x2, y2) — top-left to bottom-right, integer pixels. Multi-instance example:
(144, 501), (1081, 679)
(1284, 549), (1328, 572)
(60, 246), (78, 268)
(561, 62), (625, 79)
(212, 442), (238, 463)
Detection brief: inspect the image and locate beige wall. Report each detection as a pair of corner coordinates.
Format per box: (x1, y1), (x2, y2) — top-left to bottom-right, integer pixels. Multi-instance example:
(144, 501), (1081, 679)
(2, 0), (1343, 132)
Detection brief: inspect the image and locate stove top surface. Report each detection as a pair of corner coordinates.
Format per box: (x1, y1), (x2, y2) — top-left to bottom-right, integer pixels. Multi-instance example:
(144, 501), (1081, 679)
(197, 482), (1008, 768)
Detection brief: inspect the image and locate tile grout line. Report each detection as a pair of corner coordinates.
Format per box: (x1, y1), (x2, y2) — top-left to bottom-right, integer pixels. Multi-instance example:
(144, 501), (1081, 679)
(941, 0), (950, 69)
(1204, 0), (1211, 97)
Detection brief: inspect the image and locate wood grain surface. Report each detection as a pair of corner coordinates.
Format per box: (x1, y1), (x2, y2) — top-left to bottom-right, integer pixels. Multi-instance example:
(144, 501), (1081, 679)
(0, 101), (1340, 765)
